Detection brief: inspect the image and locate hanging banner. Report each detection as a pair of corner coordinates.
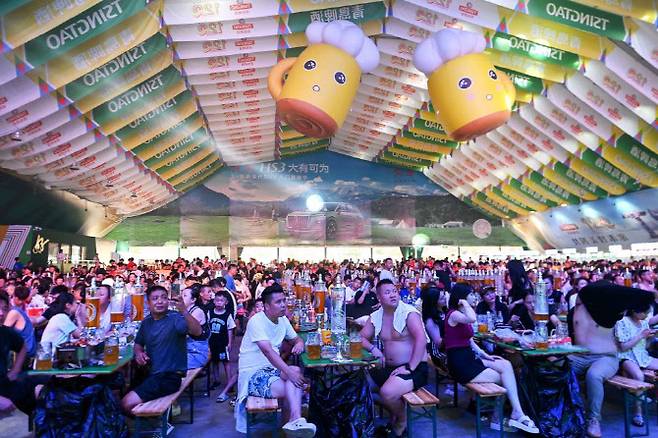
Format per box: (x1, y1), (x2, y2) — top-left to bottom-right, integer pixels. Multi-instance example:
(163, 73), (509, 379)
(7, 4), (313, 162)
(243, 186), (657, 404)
(533, 94), (603, 150)
(581, 59), (656, 126)
(486, 188), (533, 215)
(22, 0), (149, 70)
(1, 1), (103, 54)
(198, 87), (270, 106)
(520, 0), (628, 41)
(395, 132), (456, 154)
(2, 130), (103, 170)
(173, 19), (382, 59)
(204, 98), (275, 114)
(37, 0), (160, 88)
(155, 140), (215, 174)
(181, 50), (278, 76)
(473, 192), (518, 219)
(75, 55), (173, 115)
(362, 74), (428, 102)
(546, 84), (615, 143)
(280, 139), (329, 157)
(507, 116), (570, 162)
(0, 117), (92, 160)
(114, 91), (197, 149)
(194, 78), (268, 95)
(597, 139), (658, 188)
(527, 170), (582, 204)
(565, 72), (641, 140)
(174, 160), (224, 192)
(487, 50), (567, 83)
(168, 154), (221, 184)
(505, 178), (558, 209)
(572, 0), (657, 26)
(553, 160), (610, 197)
(144, 128), (208, 168)
(490, 32), (581, 69)
(64, 32), (168, 102)
(489, 128), (550, 167)
(163, 0), (380, 25)
(604, 44), (658, 105)
(576, 147), (641, 192)
(387, 144), (441, 162)
(187, 67), (270, 85)
(131, 114), (203, 161)
(630, 20), (658, 70)
(91, 66), (186, 134)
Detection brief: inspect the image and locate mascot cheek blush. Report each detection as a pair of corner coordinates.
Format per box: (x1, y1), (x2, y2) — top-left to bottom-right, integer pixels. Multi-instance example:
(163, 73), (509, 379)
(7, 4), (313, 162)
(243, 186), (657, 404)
(268, 20), (379, 138)
(413, 28), (516, 142)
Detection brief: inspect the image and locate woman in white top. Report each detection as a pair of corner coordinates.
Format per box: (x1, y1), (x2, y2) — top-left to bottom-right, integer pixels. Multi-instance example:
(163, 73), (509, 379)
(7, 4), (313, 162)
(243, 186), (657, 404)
(41, 292), (85, 354)
(96, 284), (112, 336)
(615, 304), (658, 427)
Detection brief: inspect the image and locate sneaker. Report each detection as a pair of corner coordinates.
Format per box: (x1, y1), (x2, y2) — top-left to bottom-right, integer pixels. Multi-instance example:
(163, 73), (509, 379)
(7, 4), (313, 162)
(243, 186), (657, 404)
(586, 418), (601, 438)
(282, 417), (317, 437)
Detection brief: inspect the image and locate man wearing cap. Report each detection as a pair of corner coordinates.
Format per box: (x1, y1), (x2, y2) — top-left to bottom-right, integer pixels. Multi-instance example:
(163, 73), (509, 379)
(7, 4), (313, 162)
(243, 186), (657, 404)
(569, 281), (654, 437)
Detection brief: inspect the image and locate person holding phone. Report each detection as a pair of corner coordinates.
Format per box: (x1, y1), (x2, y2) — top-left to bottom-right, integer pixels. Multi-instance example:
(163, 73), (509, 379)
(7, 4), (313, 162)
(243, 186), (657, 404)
(120, 286), (202, 414)
(615, 304), (658, 427)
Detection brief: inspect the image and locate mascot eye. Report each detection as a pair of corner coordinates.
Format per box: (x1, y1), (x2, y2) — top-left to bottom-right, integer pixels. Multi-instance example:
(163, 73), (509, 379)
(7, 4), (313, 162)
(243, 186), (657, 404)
(304, 60), (316, 70)
(334, 72), (346, 84)
(488, 69), (498, 80)
(458, 77), (472, 89)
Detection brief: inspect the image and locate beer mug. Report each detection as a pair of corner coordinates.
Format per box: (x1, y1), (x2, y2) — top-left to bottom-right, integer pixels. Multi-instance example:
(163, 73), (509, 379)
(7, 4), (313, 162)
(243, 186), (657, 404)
(413, 29), (515, 141)
(306, 332), (322, 361)
(34, 342), (52, 370)
(86, 296), (100, 328)
(267, 20), (379, 138)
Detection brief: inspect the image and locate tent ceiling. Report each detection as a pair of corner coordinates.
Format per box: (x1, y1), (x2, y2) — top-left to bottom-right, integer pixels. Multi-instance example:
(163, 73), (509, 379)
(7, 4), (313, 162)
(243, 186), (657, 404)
(0, 0), (655, 222)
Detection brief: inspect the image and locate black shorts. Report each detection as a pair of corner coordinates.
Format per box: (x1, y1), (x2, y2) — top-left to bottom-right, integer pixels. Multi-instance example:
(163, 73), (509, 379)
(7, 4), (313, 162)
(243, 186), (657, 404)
(133, 371), (183, 402)
(369, 362), (428, 391)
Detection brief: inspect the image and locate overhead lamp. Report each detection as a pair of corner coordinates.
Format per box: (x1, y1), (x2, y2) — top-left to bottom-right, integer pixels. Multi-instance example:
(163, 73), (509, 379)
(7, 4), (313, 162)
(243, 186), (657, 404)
(130, 192), (138, 198)
(69, 164), (79, 171)
(105, 183), (114, 188)
(11, 131), (21, 142)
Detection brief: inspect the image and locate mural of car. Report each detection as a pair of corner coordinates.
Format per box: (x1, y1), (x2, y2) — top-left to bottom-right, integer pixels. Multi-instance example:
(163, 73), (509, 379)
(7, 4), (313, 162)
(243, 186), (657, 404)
(286, 202), (366, 240)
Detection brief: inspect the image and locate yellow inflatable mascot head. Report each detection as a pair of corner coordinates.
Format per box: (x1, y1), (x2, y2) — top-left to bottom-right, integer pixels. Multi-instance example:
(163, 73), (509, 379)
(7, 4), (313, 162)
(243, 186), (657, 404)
(413, 29), (515, 141)
(268, 20), (379, 138)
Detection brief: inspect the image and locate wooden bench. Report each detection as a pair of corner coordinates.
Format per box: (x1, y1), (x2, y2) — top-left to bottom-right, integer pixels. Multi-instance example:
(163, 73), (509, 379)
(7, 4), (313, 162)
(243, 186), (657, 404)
(403, 387), (440, 437)
(465, 383), (507, 438)
(246, 396), (280, 438)
(132, 367), (203, 437)
(607, 375), (654, 438)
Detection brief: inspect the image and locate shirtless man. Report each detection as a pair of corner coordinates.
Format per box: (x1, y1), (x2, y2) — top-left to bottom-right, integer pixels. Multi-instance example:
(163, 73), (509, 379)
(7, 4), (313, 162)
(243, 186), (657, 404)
(569, 281), (653, 437)
(360, 279), (428, 437)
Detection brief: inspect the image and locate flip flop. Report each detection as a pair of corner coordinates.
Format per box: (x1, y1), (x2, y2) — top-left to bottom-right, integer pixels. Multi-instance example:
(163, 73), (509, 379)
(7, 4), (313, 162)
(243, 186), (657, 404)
(632, 414), (644, 427)
(216, 394), (229, 403)
(509, 415), (539, 434)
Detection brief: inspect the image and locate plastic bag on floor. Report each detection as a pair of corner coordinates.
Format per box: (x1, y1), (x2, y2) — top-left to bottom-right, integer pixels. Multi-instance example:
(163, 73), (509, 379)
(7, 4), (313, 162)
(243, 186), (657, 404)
(308, 368), (375, 438)
(34, 375), (128, 438)
(520, 357), (585, 438)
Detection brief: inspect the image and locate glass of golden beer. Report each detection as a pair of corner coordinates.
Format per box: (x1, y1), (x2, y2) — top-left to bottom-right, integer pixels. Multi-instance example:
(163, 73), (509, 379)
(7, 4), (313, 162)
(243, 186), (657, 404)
(350, 332), (362, 360)
(104, 336), (119, 365)
(133, 293), (145, 321)
(477, 315), (489, 333)
(34, 342), (52, 371)
(306, 332), (322, 360)
(86, 296), (100, 328)
(314, 290), (325, 315)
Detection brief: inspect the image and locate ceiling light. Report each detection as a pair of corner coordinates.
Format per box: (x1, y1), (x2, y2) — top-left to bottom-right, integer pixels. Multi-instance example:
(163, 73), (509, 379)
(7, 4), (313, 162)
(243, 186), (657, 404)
(69, 164), (79, 171)
(105, 183), (114, 188)
(11, 131), (21, 142)
(130, 192), (138, 198)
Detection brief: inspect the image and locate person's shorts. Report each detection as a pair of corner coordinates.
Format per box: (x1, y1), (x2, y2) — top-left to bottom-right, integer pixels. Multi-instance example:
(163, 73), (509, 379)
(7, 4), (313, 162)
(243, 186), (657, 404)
(133, 371), (183, 402)
(248, 366), (281, 399)
(369, 362), (428, 391)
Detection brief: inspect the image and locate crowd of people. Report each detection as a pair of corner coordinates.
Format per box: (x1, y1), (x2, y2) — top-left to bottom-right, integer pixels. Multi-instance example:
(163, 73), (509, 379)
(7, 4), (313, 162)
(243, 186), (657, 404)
(0, 254), (657, 437)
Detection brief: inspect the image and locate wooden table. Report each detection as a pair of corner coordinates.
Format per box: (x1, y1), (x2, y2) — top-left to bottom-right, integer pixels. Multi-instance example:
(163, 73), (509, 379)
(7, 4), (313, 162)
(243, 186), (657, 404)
(28, 346), (134, 376)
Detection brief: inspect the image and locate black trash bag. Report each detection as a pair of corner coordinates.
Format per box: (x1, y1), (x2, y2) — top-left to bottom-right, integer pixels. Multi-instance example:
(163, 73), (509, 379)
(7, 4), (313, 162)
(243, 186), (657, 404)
(519, 357), (586, 438)
(34, 375), (128, 438)
(308, 368), (375, 438)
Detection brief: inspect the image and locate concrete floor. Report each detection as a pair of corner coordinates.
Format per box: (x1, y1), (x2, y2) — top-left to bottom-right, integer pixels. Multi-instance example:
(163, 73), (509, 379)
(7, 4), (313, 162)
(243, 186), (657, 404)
(1, 373), (652, 438)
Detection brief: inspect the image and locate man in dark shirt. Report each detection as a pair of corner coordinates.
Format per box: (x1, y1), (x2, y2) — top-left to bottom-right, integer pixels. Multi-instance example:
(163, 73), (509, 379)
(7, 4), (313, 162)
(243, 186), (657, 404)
(120, 285), (202, 413)
(0, 291), (30, 416)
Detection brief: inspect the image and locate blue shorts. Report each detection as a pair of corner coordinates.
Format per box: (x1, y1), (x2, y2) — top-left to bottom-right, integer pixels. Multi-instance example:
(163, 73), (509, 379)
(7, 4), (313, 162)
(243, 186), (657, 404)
(248, 366), (281, 399)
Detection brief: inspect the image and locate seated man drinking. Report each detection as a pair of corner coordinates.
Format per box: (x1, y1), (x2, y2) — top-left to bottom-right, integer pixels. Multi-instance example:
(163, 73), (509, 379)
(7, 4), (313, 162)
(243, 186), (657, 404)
(360, 279), (429, 438)
(120, 285), (202, 413)
(235, 284), (316, 437)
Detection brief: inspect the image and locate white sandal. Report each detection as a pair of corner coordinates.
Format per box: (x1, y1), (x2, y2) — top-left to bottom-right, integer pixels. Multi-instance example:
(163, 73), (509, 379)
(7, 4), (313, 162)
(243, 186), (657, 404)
(508, 415), (539, 434)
